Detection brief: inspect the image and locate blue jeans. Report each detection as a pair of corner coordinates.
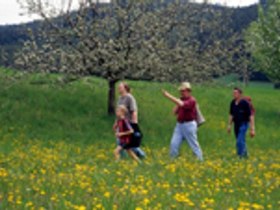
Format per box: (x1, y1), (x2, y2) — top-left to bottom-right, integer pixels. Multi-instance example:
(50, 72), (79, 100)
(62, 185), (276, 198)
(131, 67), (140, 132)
(132, 147), (146, 159)
(170, 121), (203, 161)
(234, 123), (249, 158)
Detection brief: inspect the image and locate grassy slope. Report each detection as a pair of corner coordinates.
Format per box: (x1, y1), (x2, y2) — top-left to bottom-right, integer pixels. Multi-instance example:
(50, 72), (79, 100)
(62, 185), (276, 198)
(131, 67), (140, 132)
(0, 68), (279, 151)
(0, 68), (279, 209)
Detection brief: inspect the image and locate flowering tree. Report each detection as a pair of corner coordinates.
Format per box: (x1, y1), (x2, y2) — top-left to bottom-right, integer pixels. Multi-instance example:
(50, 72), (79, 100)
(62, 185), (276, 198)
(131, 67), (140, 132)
(16, 0), (244, 114)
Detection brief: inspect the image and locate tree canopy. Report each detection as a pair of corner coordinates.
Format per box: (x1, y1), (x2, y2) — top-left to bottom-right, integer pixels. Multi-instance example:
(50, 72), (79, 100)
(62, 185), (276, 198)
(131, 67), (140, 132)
(246, 0), (280, 84)
(16, 0), (250, 114)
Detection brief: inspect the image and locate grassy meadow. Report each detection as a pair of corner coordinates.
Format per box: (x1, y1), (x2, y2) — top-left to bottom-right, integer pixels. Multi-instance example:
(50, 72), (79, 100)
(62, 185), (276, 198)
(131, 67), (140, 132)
(0, 68), (279, 210)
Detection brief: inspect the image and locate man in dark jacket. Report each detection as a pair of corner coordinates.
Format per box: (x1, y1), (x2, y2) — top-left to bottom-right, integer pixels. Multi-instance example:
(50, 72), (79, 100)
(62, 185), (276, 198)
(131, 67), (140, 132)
(227, 87), (255, 158)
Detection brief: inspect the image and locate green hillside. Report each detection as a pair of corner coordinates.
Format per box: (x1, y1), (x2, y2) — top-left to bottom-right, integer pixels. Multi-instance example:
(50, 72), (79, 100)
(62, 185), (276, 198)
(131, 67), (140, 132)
(0, 68), (278, 150)
(0, 68), (279, 209)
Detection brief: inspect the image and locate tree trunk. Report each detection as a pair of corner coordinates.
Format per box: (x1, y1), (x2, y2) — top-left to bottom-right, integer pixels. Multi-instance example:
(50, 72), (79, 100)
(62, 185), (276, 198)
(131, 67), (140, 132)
(243, 67), (249, 87)
(108, 80), (117, 115)
(243, 73), (249, 87)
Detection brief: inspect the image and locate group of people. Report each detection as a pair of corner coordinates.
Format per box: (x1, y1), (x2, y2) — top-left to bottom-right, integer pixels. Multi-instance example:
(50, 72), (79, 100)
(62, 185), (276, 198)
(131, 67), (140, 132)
(113, 82), (145, 163)
(113, 81), (256, 163)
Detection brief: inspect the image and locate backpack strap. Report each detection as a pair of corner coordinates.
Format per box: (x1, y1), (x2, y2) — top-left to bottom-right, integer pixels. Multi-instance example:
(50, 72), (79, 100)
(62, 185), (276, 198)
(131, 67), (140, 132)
(243, 96), (256, 115)
(123, 119), (132, 131)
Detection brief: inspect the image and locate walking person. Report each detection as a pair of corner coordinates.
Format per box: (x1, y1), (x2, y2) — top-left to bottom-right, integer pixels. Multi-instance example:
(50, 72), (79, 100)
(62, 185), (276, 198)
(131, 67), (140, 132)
(227, 87), (255, 158)
(114, 105), (141, 163)
(113, 82), (146, 158)
(162, 82), (203, 161)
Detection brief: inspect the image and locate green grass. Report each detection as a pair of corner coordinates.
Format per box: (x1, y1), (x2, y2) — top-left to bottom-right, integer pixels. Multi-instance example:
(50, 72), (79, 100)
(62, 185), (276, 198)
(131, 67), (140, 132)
(0, 67), (279, 210)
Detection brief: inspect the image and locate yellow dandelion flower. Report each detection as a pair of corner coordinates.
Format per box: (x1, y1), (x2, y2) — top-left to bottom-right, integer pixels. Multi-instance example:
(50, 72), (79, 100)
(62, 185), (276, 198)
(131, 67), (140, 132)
(25, 201), (33, 207)
(113, 204), (118, 210)
(251, 203), (264, 209)
(104, 191), (110, 198)
(201, 204), (207, 208)
(239, 202), (250, 207)
(16, 199), (22, 205)
(143, 198), (150, 205)
(95, 204), (104, 209)
(0, 168), (8, 177)
(77, 205), (86, 210)
(8, 194), (13, 203)
(224, 178), (231, 184)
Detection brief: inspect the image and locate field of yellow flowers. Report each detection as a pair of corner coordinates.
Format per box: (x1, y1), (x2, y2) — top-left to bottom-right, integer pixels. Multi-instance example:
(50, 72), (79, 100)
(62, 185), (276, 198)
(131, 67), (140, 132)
(0, 137), (279, 210)
(0, 69), (279, 209)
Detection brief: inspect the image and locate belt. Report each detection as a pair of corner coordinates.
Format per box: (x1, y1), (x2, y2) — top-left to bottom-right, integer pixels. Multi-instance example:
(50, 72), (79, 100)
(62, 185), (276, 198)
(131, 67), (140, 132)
(178, 119), (195, 124)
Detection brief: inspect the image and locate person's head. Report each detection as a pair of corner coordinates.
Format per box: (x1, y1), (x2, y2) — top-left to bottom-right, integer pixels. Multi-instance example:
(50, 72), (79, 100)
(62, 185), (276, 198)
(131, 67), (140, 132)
(116, 105), (128, 119)
(178, 82), (192, 98)
(118, 82), (131, 95)
(233, 87), (243, 100)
